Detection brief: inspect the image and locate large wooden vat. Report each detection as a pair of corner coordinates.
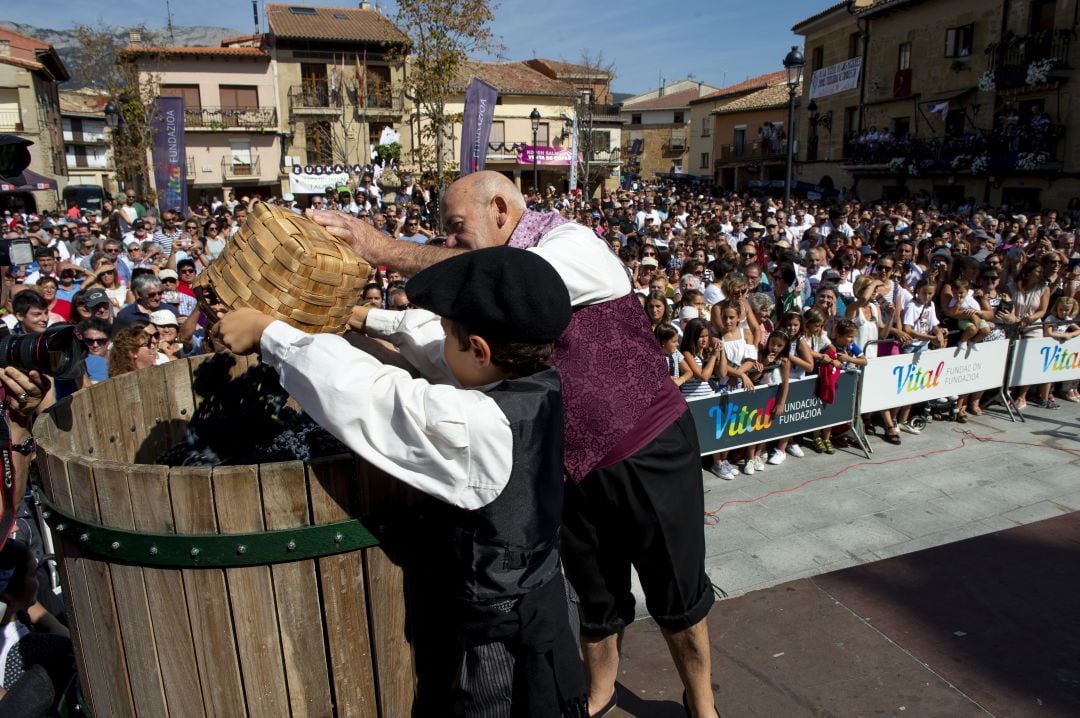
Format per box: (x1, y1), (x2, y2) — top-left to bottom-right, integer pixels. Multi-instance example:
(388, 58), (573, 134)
(33, 354), (446, 717)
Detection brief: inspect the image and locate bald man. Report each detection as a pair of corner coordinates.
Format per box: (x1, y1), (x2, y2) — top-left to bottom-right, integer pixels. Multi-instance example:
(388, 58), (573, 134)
(316, 172), (717, 717)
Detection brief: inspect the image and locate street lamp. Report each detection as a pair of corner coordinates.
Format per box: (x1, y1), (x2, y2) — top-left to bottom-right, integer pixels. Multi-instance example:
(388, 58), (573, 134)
(530, 107), (541, 197)
(103, 102), (119, 129)
(783, 45), (805, 213)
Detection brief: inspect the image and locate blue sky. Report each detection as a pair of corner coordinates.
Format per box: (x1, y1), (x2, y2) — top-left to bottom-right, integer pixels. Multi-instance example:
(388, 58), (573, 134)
(6, 0), (811, 95)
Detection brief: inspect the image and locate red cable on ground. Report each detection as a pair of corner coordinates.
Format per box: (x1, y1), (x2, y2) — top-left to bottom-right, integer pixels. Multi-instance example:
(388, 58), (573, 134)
(703, 428), (1080, 525)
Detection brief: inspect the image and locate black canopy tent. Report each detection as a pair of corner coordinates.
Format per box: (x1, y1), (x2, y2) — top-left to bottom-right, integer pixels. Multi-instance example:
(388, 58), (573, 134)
(0, 169), (58, 193)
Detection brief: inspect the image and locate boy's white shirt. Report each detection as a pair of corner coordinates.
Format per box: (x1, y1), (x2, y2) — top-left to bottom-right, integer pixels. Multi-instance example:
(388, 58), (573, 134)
(261, 317), (512, 510)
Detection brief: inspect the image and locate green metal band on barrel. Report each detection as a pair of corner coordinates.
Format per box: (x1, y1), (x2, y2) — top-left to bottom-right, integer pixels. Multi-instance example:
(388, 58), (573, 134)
(35, 489), (380, 568)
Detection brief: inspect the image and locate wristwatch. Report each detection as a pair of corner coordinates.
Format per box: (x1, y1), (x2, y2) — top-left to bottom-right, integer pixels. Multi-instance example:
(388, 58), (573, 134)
(10, 435), (34, 455)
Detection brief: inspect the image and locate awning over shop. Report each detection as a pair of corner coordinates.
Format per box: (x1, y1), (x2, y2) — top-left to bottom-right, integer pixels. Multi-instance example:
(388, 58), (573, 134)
(0, 169), (58, 193)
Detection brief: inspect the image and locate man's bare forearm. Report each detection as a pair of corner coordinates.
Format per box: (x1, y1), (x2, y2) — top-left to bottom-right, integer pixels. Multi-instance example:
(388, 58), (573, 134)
(374, 242), (464, 275)
(311, 208), (464, 275)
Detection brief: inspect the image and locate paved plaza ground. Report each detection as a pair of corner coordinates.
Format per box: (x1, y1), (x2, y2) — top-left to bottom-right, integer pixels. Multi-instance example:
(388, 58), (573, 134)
(614, 398), (1080, 717)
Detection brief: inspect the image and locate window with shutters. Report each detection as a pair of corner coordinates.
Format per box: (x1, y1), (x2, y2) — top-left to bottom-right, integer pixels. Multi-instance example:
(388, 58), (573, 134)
(219, 85), (259, 110)
(159, 84), (201, 111)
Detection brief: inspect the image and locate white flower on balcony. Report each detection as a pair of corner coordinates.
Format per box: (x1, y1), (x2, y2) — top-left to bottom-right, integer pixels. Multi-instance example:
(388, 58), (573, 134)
(1026, 58), (1054, 86)
(1016, 151), (1050, 169)
(951, 154), (972, 170)
(888, 157), (908, 172)
(970, 154), (990, 174)
(978, 70), (996, 92)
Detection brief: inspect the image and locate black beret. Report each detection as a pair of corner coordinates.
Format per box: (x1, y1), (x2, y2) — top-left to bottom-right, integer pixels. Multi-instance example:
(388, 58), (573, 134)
(407, 246), (571, 344)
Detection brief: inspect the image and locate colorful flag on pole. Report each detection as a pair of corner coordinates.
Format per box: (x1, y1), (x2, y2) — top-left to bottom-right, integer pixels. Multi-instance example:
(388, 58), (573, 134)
(151, 97), (187, 215)
(459, 78), (499, 176)
(569, 114), (579, 192)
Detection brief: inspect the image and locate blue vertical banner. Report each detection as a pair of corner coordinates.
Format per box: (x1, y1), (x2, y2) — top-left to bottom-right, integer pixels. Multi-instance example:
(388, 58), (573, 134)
(569, 114), (579, 192)
(459, 78), (499, 176)
(151, 97), (187, 214)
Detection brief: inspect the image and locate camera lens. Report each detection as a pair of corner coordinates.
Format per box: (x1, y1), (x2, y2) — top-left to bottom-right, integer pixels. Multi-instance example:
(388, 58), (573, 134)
(0, 323), (86, 380)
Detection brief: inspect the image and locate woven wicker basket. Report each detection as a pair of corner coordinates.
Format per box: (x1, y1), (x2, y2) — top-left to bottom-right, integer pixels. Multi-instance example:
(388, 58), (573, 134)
(194, 202), (370, 334)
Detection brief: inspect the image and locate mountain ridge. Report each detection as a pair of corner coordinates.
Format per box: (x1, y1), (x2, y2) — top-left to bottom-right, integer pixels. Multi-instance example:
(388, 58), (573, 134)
(0, 21), (242, 87)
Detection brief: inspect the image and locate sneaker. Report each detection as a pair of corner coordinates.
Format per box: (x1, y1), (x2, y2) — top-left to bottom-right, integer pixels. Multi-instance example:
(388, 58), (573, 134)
(754, 455), (766, 472)
(899, 422), (921, 435)
(786, 443), (805, 458)
(767, 449), (787, 465)
(709, 461), (736, 481)
(823, 438), (836, 455)
(742, 461), (755, 476)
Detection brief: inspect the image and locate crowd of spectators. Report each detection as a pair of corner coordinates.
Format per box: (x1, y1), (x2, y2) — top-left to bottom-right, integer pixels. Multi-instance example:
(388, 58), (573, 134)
(574, 182), (1078, 476)
(1, 172), (1079, 711)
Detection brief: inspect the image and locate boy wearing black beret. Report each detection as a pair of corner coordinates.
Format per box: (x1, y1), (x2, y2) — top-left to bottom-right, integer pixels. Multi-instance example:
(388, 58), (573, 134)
(217, 247), (587, 718)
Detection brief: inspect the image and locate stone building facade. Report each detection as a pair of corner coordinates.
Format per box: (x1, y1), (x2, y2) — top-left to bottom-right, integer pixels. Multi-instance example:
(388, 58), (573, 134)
(794, 0), (1080, 211)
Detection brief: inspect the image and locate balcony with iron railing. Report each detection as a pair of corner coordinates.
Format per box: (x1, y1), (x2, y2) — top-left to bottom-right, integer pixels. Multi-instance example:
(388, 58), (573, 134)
(719, 139), (789, 163)
(985, 29), (1073, 89)
(184, 106), (278, 130)
(841, 123), (1065, 174)
(287, 82), (403, 116)
(663, 131), (687, 154)
(221, 155), (261, 181)
(479, 141), (622, 165)
(0, 109), (24, 132)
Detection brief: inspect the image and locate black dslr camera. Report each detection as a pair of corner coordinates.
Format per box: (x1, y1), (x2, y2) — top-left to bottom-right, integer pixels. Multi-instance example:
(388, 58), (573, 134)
(0, 324), (86, 380)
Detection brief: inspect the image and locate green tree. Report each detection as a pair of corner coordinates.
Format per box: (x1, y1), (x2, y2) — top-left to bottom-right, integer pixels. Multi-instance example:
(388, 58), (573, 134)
(391, 0), (501, 201)
(69, 25), (162, 199)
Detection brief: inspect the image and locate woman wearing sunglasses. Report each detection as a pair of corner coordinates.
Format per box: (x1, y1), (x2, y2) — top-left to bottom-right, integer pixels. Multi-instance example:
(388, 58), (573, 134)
(108, 322), (160, 377)
(78, 318), (112, 386)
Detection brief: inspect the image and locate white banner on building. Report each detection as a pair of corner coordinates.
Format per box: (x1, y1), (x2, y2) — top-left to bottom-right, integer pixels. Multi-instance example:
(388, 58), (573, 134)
(858, 341), (1010, 413)
(1008, 336), (1080, 387)
(289, 171), (351, 195)
(809, 57), (862, 100)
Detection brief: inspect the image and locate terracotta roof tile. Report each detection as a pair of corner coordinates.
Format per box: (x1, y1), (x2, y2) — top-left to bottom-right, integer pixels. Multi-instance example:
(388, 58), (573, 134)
(620, 88), (703, 112)
(59, 90), (108, 115)
(691, 70), (788, 104)
(266, 4), (408, 43)
(524, 58), (612, 80)
(455, 61), (576, 97)
(220, 34), (262, 46)
(712, 83), (791, 115)
(122, 46), (269, 59)
(0, 27), (50, 60)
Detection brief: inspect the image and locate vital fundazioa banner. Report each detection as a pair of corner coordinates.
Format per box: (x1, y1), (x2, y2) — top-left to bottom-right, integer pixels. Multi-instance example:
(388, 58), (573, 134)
(459, 78), (499, 176)
(151, 97), (187, 215)
(687, 373), (858, 456)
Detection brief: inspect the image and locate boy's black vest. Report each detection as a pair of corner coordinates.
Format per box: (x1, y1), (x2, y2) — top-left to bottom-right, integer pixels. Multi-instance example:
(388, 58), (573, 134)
(450, 366), (564, 605)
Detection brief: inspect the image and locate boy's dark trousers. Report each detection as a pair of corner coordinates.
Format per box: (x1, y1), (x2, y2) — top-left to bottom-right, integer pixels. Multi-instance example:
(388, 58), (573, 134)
(458, 572), (588, 718)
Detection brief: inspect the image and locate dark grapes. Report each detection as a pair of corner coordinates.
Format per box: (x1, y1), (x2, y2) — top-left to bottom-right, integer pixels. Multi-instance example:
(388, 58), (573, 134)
(157, 354), (348, 467)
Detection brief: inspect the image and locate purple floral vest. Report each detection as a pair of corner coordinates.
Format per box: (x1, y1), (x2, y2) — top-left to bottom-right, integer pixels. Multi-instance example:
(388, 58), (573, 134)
(508, 211), (677, 482)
